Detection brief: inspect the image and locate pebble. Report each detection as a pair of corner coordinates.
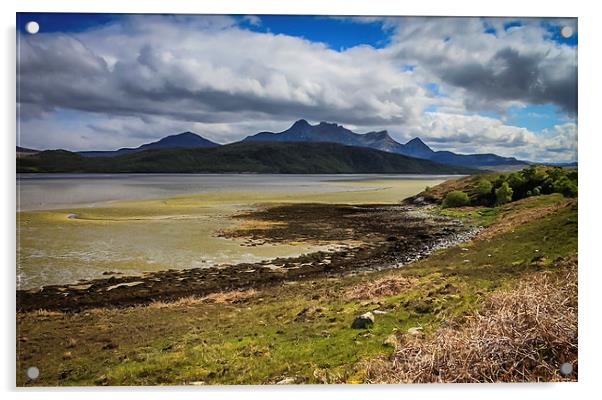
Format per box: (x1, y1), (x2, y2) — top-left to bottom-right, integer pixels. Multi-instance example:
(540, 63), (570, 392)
(351, 312), (375, 329)
(407, 327), (423, 335)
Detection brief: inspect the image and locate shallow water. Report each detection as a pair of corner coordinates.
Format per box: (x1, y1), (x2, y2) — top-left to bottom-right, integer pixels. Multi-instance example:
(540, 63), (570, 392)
(17, 174), (453, 289)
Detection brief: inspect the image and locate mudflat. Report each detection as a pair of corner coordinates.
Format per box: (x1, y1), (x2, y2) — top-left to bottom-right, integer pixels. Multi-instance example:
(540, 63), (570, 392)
(17, 202), (478, 312)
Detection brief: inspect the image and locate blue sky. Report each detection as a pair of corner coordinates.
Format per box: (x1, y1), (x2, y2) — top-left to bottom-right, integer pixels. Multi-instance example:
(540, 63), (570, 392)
(17, 13), (394, 49)
(16, 13), (578, 162)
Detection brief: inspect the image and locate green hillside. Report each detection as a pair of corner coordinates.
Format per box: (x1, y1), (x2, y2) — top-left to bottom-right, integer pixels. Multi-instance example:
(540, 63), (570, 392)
(17, 142), (477, 174)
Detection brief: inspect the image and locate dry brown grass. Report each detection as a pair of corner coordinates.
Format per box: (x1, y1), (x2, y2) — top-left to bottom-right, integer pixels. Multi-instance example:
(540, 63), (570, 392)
(24, 309), (64, 317)
(344, 276), (419, 301)
(361, 256), (577, 383)
(477, 198), (574, 241)
(420, 176), (474, 203)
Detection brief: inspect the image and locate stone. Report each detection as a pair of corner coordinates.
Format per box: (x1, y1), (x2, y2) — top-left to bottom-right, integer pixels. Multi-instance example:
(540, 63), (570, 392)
(383, 334), (398, 347)
(351, 312), (375, 329)
(276, 377), (296, 385)
(407, 326), (423, 335)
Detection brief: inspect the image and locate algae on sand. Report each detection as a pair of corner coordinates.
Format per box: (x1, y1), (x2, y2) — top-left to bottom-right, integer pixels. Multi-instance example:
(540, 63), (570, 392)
(17, 176), (447, 289)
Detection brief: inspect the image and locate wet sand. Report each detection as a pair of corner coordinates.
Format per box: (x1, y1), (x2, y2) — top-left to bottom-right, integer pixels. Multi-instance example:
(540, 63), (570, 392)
(17, 175), (448, 289)
(17, 202), (479, 312)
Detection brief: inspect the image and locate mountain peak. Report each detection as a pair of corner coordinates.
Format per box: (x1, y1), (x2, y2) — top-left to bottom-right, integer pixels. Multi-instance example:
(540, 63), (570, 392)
(173, 131), (198, 137)
(405, 137), (433, 151)
(137, 131), (219, 151)
(318, 121), (337, 126)
(406, 137), (426, 145)
(291, 119), (311, 128)
(365, 130), (392, 140)
(399, 137), (434, 159)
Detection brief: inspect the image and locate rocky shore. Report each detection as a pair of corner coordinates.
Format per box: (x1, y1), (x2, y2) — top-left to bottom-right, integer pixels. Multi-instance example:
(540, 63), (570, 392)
(17, 203), (480, 312)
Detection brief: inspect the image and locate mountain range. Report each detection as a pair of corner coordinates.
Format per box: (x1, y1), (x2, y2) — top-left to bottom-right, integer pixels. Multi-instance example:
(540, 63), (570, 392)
(16, 142), (476, 175)
(18, 119), (535, 171)
(79, 132), (219, 157)
(243, 119), (527, 169)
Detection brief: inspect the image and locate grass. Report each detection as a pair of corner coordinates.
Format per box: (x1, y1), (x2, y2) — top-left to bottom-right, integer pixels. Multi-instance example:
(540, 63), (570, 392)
(16, 194), (577, 385)
(360, 256), (577, 383)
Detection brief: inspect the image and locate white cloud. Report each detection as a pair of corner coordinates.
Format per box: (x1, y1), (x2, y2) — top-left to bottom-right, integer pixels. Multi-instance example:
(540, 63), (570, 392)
(17, 15), (577, 162)
(242, 15), (262, 27)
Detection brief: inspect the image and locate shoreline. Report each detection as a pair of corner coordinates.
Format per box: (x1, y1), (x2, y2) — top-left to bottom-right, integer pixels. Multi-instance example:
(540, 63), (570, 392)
(17, 202), (480, 312)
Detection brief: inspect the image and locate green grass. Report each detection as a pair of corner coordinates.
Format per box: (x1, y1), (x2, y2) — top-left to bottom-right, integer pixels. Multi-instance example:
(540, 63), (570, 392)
(16, 194), (577, 386)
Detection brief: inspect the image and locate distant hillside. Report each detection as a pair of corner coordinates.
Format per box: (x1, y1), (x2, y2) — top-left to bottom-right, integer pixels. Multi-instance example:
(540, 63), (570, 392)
(79, 132), (219, 157)
(16, 146), (39, 158)
(17, 142), (477, 174)
(244, 120), (528, 169)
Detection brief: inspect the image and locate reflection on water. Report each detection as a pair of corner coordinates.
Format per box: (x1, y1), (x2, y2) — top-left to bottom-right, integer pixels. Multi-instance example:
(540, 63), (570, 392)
(17, 174), (453, 289)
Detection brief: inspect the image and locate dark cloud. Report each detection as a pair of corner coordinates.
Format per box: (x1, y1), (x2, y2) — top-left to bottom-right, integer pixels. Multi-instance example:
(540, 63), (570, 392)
(17, 32), (417, 127)
(441, 47), (577, 115)
(16, 15), (577, 162)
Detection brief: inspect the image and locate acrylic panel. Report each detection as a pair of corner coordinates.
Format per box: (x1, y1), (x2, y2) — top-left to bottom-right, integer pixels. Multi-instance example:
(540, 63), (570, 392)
(16, 13), (578, 386)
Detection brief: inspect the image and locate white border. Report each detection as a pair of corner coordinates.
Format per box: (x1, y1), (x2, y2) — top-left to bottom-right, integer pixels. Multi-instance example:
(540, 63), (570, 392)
(2, 1), (600, 399)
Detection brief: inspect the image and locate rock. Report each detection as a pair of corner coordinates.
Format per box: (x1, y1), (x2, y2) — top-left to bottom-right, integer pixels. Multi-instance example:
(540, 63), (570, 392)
(383, 334), (398, 347)
(94, 375), (109, 386)
(62, 351), (72, 360)
(351, 312), (375, 329)
(407, 326), (423, 335)
(101, 341), (118, 350)
(372, 309), (388, 315)
(276, 377), (296, 385)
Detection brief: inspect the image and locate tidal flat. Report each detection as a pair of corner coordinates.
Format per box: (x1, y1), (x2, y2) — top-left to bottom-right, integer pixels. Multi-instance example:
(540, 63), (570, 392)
(17, 174), (449, 289)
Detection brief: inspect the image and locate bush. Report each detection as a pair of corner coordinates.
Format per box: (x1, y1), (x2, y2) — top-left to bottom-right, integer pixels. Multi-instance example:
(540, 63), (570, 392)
(442, 190), (470, 208)
(475, 179), (493, 196)
(507, 172), (527, 199)
(462, 166), (576, 208)
(495, 182), (513, 205)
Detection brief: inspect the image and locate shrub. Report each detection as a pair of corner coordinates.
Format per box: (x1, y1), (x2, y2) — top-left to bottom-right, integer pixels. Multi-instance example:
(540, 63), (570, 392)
(442, 190), (470, 208)
(495, 182), (513, 205)
(552, 176), (578, 197)
(475, 179), (493, 197)
(507, 172), (527, 199)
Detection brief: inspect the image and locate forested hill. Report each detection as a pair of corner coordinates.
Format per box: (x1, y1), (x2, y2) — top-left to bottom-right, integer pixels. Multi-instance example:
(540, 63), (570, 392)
(17, 141), (477, 174)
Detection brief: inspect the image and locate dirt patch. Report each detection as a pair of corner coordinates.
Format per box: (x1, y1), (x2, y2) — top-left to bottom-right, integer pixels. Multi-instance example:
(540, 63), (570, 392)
(361, 256), (577, 383)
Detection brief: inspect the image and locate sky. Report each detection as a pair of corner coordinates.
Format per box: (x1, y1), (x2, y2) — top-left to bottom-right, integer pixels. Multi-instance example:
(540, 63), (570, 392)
(16, 13), (578, 162)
